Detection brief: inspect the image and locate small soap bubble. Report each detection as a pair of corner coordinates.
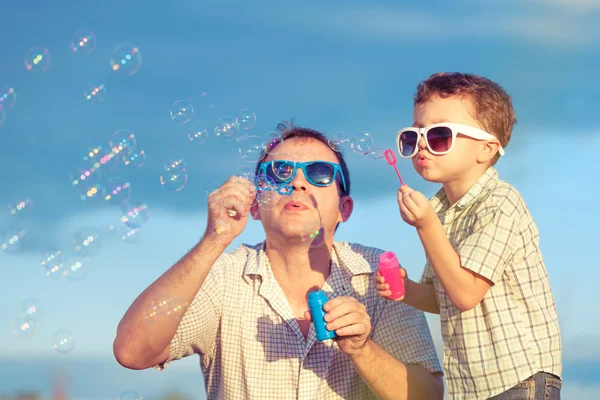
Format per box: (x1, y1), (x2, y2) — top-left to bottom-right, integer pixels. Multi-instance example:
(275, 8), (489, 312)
(70, 30), (96, 54)
(121, 226), (141, 244)
(170, 100), (194, 123)
(123, 150), (146, 168)
(236, 108), (256, 130)
(0, 85), (17, 110)
(328, 132), (350, 152)
(110, 45), (142, 75)
(52, 329), (76, 354)
(214, 117), (238, 141)
(264, 131), (283, 155)
(109, 129), (137, 157)
(72, 227), (102, 256)
(144, 293), (189, 323)
(121, 201), (149, 229)
(160, 165), (188, 192)
(103, 177), (132, 205)
(69, 161), (102, 199)
(368, 146), (385, 160)
(300, 221), (326, 249)
(21, 299), (42, 320)
(8, 197), (34, 219)
(238, 135), (264, 162)
(118, 390), (143, 400)
(187, 126), (208, 144)
(24, 47), (51, 72)
(63, 253), (93, 282)
(234, 165), (256, 182)
(84, 83), (106, 102)
(41, 249), (66, 280)
(271, 161), (294, 181)
(1, 229), (28, 254)
(13, 317), (36, 337)
(206, 182), (220, 196)
(351, 132), (373, 154)
(165, 158), (185, 170)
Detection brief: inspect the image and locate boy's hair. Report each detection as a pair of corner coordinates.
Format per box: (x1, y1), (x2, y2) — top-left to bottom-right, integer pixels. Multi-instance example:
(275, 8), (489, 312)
(254, 121), (351, 196)
(414, 72), (517, 165)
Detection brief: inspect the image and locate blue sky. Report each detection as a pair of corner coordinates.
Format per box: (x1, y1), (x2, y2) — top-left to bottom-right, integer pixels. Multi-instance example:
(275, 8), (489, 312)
(0, 0), (599, 398)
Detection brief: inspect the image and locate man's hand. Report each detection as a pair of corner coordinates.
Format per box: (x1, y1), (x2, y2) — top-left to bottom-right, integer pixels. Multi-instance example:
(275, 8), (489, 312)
(304, 296), (371, 357)
(397, 184), (437, 229)
(205, 176), (256, 247)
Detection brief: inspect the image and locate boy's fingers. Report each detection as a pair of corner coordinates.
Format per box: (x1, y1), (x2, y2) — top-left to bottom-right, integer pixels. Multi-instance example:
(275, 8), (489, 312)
(399, 268), (407, 278)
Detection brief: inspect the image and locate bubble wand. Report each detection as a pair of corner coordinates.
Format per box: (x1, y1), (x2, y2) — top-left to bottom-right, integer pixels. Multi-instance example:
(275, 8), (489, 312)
(384, 149), (405, 186)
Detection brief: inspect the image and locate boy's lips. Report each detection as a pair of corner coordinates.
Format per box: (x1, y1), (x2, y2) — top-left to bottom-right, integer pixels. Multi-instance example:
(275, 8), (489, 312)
(416, 153), (430, 166)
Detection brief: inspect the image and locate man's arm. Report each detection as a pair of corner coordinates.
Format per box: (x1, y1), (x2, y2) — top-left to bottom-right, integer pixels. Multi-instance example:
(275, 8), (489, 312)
(113, 235), (226, 370)
(349, 339), (444, 400)
(416, 220), (492, 312)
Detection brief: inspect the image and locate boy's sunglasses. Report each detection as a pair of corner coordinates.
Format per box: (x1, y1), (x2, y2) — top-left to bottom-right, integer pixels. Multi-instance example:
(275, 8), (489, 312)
(396, 122), (505, 158)
(257, 160), (347, 194)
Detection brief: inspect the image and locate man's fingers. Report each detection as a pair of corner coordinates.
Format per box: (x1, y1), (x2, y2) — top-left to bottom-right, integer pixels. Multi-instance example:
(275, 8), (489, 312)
(326, 312), (366, 332)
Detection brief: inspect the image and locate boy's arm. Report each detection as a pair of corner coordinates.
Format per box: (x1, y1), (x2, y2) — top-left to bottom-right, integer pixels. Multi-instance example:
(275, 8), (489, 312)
(416, 220), (492, 312)
(403, 280), (440, 314)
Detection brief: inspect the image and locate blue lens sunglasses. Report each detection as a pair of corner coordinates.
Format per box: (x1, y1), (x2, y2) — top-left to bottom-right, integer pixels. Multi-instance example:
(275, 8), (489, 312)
(256, 160), (347, 196)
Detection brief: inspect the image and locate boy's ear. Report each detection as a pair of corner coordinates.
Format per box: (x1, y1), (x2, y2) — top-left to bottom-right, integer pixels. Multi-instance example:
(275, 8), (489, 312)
(250, 200), (260, 220)
(477, 140), (501, 163)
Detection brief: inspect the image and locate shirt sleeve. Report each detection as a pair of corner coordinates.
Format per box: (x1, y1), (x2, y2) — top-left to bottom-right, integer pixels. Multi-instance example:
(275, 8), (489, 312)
(457, 208), (518, 284)
(419, 262), (434, 285)
(154, 251), (230, 370)
(371, 299), (443, 375)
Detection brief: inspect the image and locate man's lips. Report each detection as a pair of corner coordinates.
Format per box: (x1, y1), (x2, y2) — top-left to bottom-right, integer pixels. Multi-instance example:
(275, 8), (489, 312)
(283, 200), (309, 211)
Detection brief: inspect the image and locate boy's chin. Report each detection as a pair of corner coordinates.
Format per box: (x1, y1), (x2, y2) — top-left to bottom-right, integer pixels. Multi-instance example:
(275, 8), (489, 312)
(416, 169), (445, 183)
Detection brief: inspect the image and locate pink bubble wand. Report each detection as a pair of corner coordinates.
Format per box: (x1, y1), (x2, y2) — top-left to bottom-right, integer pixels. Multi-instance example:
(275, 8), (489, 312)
(384, 149), (405, 186)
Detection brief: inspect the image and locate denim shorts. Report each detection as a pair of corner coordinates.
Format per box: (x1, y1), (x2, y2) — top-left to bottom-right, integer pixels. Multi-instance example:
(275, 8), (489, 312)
(489, 372), (562, 400)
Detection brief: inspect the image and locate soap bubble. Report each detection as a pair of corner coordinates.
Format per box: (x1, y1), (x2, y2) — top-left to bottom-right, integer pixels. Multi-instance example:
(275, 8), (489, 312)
(24, 47), (51, 72)
(328, 131), (350, 152)
(84, 83), (106, 102)
(63, 253), (93, 282)
(144, 293), (189, 324)
(160, 164), (188, 192)
(41, 249), (66, 280)
(7, 197), (34, 220)
(188, 126), (208, 144)
(238, 135), (264, 162)
(72, 227), (102, 256)
(236, 108), (256, 130)
(351, 132), (373, 154)
(109, 45), (142, 75)
(123, 150), (146, 168)
(0, 85), (17, 110)
(121, 226), (141, 244)
(368, 146), (385, 160)
(14, 318), (36, 337)
(103, 177), (132, 205)
(52, 329), (76, 354)
(234, 165), (256, 182)
(264, 131), (283, 155)
(109, 129), (137, 157)
(214, 117), (238, 141)
(118, 390), (143, 400)
(170, 100), (194, 123)
(70, 30), (96, 54)
(1, 229), (28, 254)
(20, 299), (42, 320)
(121, 201), (149, 229)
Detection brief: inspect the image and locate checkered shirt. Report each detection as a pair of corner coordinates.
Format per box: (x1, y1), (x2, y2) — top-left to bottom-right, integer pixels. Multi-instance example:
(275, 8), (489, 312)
(420, 167), (562, 399)
(156, 241), (442, 399)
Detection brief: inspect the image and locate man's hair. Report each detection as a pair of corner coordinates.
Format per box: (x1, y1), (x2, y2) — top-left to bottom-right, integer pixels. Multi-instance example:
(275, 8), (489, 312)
(414, 72), (517, 165)
(254, 121), (351, 196)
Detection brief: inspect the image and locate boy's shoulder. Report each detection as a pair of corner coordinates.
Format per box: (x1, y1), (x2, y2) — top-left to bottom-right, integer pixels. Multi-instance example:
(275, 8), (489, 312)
(469, 174), (530, 220)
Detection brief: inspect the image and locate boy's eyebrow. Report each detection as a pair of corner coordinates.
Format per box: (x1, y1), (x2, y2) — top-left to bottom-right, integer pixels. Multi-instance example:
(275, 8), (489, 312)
(412, 119), (450, 128)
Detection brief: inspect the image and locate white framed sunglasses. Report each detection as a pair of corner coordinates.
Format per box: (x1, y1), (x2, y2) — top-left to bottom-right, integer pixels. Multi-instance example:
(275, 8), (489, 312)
(395, 122), (505, 158)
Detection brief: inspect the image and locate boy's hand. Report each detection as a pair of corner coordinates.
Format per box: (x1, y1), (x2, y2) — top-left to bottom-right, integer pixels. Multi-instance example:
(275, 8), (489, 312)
(375, 269), (408, 301)
(397, 184), (437, 229)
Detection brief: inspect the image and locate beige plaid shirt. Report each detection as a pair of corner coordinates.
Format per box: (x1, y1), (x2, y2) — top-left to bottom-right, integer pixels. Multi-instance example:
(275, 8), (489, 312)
(420, 167), (562, 399)
(156, 241), (442, 399)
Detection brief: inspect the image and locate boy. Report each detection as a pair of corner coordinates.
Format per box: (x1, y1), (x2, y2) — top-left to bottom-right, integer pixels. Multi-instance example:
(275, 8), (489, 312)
(376, 72), (562, 399)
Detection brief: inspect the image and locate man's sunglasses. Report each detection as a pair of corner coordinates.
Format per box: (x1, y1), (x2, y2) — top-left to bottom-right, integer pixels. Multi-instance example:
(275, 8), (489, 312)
(396, 122), (505, 158)
(257, 160), (347, 194)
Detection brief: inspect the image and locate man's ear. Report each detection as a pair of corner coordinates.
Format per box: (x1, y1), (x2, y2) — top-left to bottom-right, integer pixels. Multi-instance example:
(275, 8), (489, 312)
(250, 200), (261, 220)
(477, 140), (501, 163)
(338, 195), (353, 223)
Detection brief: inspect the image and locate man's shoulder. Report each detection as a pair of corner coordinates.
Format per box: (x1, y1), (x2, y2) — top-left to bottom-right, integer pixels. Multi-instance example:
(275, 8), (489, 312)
(334, 242), (386, 270)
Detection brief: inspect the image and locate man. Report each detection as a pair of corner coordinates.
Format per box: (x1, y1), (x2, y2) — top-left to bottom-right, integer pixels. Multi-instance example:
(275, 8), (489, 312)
(113, 123), (444, 399)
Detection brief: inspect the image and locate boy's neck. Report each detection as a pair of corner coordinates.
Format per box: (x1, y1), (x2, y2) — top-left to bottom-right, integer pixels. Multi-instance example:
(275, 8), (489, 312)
(442, 165), (490, 206)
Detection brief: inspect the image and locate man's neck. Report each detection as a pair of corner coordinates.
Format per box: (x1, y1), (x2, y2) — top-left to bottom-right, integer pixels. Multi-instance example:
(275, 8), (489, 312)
(265, 238), (333, 301)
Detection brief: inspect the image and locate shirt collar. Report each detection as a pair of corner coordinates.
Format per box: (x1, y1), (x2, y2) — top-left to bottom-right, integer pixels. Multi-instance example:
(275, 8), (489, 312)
(431, 166), (498, 213)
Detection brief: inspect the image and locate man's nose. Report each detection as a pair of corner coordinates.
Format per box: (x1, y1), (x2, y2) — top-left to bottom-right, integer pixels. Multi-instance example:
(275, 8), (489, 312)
(290, 168), (309, 192)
